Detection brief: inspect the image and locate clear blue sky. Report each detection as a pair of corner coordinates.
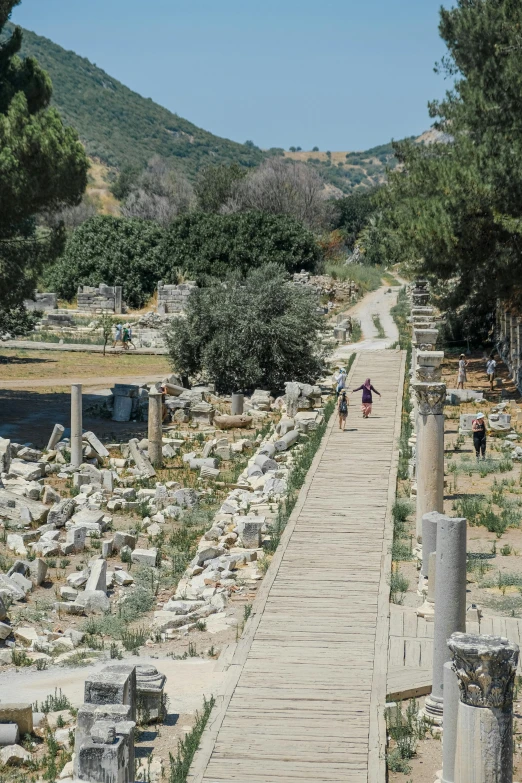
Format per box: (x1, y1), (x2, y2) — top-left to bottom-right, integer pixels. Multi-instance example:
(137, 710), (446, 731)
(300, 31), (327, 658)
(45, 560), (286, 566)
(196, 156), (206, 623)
(11, 0), (449, 152)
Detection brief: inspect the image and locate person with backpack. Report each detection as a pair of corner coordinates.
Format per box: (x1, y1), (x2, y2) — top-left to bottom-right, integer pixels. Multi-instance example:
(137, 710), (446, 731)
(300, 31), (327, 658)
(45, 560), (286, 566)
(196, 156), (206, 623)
(338, 390), (349, 430)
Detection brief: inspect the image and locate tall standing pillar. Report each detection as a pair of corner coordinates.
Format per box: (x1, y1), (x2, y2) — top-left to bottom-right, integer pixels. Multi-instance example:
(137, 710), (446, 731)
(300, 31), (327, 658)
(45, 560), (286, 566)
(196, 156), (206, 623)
(70, 384), (83, 468)
(148, 388), (163, 468)
(412, 329), (439, 388)
(413, 381), (446, 542)
(441, 660), (461, 783)
(424, 514), (467, 724)
(449, 632), (519, 783)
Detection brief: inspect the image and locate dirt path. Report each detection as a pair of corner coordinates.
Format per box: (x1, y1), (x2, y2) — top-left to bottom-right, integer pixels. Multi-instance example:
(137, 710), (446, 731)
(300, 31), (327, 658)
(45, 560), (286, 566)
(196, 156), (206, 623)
(332, 284), (400, 364)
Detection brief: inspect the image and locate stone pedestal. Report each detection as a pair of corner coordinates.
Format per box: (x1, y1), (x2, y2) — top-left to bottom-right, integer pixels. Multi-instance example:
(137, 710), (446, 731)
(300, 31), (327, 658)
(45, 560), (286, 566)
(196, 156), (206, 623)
(424, 515), (467, 724)
(71, 384), (83, 468)
(231, 393), (244, 415)
(449, 632), (519, 783)
(147, 388), (163, 468)
(136, 664), (166, 722)
(441, 660), (460, 783)
(413, 383), (446, 542)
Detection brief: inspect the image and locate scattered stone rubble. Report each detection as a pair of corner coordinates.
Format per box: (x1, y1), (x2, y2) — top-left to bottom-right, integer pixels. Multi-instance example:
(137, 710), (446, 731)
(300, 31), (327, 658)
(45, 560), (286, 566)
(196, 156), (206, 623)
(292, 270), (359, 300)
(0, 375), (331, 666)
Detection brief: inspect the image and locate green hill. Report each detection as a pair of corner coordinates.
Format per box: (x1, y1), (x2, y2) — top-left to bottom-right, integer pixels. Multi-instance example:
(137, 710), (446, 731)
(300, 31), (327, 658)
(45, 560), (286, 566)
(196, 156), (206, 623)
(6, 22), (265, 175)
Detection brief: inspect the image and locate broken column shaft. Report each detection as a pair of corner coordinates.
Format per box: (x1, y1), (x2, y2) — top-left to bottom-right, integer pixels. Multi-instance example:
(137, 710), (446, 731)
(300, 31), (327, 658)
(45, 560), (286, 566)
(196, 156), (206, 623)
(147, 388), (163, 468)
(424, 514), (467, 724)
(71, 384), (83, 468)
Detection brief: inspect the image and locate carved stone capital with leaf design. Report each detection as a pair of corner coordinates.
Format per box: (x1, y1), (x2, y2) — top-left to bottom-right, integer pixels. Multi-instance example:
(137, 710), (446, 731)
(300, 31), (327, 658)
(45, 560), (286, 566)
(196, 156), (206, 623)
(448, 632), (519, 710)
(413, 382), (446, 415)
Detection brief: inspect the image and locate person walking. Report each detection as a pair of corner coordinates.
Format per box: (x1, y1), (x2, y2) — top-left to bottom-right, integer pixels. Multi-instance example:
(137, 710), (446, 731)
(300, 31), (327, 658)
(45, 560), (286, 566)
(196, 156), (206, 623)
(472, 412), (487, 460)
(456, 354), (468, 389)
(337, 390), (349, 431)
(122, 325), (130, 351)
(112, 322), (123, 349)
(126, 325), (136, 350)
(335, 367), (347, 398)
(351, 378), (381, 418)
(486, 355), (497, 391)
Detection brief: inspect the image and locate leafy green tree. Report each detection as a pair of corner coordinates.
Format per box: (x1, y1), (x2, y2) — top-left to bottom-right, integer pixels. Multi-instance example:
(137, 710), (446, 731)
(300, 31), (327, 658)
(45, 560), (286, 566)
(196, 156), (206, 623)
(157, 211), (320, 282)
(366, 0), (522, 334)
(332, 188), (379, 251)
(44, 216), (163, 308)
(165, 264), (324, 393)
(0, 0), (88, 332)
(194, 162), (247, 213)
(110, 165), (141, 201)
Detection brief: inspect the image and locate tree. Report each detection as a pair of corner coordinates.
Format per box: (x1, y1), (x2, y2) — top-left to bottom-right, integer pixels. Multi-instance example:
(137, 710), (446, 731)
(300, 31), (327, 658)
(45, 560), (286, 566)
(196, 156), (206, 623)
(157, 211), (321, 283)
(312, 146), (319, 152)
(365, 0), (522, 335)
(194, 162), (247, 213)
(93, 312), (115, 356)
(227, 158), (330, 229)
(165, 264), (324, 393)
(121, 156), (194, 226)
(45, 216), (163, 308)
(332, 188), (380, 252)
(0, 1), (88, 333)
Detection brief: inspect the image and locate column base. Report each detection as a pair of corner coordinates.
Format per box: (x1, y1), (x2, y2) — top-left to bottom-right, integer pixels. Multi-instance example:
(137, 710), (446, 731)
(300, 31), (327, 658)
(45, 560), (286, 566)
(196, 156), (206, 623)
(421, 694), (443, 726)
(416, 600), (434, 620)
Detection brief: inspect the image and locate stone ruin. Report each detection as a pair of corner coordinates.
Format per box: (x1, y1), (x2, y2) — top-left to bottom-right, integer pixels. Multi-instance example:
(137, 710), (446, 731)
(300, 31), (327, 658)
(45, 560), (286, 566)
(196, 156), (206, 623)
(292, 270), (359, 301)
(157, 280), (197, 315)
(333, 313), (353, 343)
(77, 285), (123, 315)
(74, 663), (166, 783)
(23, 292), (58, 311)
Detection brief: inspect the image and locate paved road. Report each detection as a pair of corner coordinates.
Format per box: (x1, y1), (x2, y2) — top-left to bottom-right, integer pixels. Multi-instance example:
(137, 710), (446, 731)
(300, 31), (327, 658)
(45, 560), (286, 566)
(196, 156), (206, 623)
(188, 351), (405, 783)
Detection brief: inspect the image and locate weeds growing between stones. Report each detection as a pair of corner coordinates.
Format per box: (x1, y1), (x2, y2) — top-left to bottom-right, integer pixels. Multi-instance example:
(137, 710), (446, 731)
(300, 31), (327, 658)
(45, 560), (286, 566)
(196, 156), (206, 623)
(168, 695), (216, 783)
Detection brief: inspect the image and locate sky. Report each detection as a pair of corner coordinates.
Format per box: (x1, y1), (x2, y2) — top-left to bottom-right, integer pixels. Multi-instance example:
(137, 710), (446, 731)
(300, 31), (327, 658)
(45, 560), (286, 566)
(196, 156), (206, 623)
(11, 0), (449, 152)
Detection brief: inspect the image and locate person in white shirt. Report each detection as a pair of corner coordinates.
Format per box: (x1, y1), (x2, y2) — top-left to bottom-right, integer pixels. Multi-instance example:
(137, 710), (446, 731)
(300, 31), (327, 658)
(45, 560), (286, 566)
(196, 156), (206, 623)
(486, 356), (496, 391)
(456, 354), (467, 389)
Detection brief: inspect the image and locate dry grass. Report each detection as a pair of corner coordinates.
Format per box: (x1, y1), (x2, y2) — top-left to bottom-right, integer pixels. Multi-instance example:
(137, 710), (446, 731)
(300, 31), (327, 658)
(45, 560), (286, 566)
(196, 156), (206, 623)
(86, 159), (120, 216)
(0, 348), (170, 383)
(283, 150), (378, 166)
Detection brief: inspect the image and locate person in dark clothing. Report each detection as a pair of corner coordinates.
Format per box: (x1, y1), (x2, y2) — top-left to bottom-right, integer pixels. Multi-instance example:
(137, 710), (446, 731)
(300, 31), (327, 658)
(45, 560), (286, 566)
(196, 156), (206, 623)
(338, 391), (349, 431)
(351, 378), (381, 418)
(472, 412), (487, 460)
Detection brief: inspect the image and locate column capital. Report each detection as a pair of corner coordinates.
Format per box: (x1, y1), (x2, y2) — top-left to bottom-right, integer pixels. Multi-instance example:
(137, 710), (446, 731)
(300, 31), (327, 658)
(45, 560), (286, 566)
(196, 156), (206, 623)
(448, 632), (519, 709)
(415, 351), (444, 383)
(413, 328), (439, 350)
(413, 382), (446, 414)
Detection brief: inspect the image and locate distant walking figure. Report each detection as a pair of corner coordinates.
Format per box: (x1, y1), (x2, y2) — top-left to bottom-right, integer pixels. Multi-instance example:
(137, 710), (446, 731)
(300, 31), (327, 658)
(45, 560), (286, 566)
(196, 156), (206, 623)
(352, 378), (381, 418)
(112, 323), (123, 349)
(472, 412), (487, 460)
(335, 367), (347, 397)
(337, 391), (349, 431)
(456, 354), (467, 389)
(486, 355), (496, 391)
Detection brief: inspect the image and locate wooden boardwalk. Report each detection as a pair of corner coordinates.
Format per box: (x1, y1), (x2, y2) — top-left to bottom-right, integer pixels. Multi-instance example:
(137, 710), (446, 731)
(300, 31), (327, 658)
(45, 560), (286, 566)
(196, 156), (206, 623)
(387, 604), (522, 701)
(189, 351), (406, 783)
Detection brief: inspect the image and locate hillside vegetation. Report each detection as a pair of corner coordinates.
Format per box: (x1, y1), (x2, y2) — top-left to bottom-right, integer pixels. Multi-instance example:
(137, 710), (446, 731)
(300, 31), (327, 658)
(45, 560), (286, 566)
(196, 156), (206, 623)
(5, 23), (417, 194)
(6, 23), (265, 175)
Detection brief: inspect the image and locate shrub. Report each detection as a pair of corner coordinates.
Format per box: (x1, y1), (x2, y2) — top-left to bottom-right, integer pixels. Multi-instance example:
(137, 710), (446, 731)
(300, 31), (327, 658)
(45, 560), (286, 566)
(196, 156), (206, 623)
(158, 211), (320, 282)
(44, 215), (163, 308)
(165, 263), (324, 393)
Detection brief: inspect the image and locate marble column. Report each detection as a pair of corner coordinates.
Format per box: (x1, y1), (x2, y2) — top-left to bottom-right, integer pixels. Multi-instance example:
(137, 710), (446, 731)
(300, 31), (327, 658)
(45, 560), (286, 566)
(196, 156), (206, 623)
(441, 660), (461, 783)
(412, 328), (439, 384)
(70, 384), (83, 468)
(421, 510), (439, 578)
(413, 381), (446, 542)
(424, 514), (467, 724)
(147, 388), (163, 468)
(449, 632), (519, 783)
(231, 393), (244, 415)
